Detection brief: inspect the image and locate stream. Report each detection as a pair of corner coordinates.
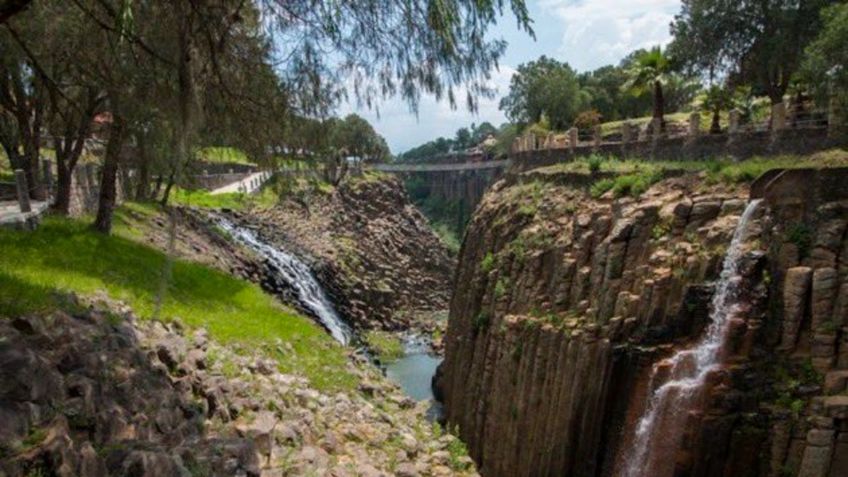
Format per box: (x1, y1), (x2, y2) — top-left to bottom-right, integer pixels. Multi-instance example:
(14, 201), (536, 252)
(384, 335), (444, 419)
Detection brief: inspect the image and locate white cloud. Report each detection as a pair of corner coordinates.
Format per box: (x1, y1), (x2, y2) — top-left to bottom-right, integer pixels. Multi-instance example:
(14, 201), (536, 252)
(539, 0), (679, 70)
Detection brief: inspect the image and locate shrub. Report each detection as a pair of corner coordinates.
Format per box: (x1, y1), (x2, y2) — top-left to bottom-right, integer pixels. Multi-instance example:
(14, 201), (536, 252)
(473, 311), (491, 333)
(590, 178), (616, 198)
(787, 223), (813, 259)
(573, 109), (602, 131)
(480, 252), (495, 273)
(586, 154), (604, 174)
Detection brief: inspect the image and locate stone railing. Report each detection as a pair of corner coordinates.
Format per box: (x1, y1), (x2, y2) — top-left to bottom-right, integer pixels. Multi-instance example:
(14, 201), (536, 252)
(372, 159), (510, 173)
(511, 104), (844, 172)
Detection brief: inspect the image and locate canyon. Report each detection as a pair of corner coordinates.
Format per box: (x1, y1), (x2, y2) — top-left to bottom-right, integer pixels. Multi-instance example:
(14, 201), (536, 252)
(437, 160), (848, 477)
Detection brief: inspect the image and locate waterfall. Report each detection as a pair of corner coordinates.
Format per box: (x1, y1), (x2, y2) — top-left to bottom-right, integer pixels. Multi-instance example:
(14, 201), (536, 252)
(215, 217), (352, 345)
(621, 199), (762, 477)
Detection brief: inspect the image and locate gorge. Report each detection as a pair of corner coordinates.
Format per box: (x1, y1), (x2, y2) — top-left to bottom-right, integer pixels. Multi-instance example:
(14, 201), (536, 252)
(436, 158), (848, 477)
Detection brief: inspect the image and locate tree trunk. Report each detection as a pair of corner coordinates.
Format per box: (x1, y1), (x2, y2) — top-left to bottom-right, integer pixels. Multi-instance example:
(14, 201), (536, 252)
(53, 161), (73, 215)
(160, 171), (175, 206)
(153, 175), (163, 200)
(710, 110), (721, 134)
(93, 114), (126, 234)
(653, 80), (665, 130)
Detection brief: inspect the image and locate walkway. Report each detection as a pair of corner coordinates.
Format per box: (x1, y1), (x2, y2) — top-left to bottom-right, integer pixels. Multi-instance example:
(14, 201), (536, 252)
(0, 200), (50, 229)
(210, 170), (274, 195)
(372, 159), (510, 173)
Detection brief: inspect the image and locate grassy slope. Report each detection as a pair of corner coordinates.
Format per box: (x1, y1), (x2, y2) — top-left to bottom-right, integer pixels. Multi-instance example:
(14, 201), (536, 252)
(197, 147), (255, 166)
(0, 204), (354, 391)
(532, 148), (848, 199)
(169, 186), (280, 210)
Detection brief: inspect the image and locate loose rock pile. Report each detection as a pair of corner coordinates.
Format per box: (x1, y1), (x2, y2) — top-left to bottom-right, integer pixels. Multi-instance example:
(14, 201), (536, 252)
(0, 296), (477, 477)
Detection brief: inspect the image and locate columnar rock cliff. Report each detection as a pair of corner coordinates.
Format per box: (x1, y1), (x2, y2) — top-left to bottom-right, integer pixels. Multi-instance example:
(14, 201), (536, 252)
(437, 166), (848, 477)
(226, 173), (455, 330)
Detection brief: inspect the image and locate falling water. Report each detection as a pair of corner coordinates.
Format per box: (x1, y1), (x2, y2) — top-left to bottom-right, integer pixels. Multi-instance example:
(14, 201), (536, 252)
(621, 199), (762, 477)
(216, 217), (352, 345)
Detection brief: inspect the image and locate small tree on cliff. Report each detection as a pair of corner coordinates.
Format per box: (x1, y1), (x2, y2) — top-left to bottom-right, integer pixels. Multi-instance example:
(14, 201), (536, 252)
(623, 47), (673, 129)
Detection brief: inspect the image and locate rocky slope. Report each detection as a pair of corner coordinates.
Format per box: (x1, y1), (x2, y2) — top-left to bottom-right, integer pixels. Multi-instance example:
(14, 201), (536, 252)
(0, 294), (477, 477)
(437, 166), (848, 477)
(226, 173), (455, 330)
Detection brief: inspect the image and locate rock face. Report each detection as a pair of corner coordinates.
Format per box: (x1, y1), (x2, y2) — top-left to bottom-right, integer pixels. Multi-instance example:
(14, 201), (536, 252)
(0, 296), (478, 477)
(228, 174), (455, 330)
(438, 168), (848, 477)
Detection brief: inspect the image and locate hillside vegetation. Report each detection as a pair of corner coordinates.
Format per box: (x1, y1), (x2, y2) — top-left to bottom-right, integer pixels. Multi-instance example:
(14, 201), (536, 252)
(0, 205), (354, 391)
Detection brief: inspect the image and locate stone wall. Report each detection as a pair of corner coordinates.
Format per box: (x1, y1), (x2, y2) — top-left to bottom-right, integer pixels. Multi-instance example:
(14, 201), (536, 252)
(437, 167), (848, 477)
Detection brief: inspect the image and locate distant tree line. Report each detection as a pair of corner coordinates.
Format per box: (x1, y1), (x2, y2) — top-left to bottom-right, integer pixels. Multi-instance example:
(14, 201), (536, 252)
(396, 122), (500, 162)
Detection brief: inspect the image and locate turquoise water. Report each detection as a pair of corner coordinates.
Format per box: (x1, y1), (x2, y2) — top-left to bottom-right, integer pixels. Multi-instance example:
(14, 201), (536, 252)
(385, 351), (442, 401)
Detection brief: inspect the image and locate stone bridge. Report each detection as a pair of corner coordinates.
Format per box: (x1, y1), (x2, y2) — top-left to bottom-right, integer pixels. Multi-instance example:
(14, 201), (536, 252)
(371, 160), (510, 231)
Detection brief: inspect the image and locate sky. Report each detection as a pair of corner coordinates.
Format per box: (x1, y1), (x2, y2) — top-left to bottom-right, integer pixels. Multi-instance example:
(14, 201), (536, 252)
(338, 0), (682, 155)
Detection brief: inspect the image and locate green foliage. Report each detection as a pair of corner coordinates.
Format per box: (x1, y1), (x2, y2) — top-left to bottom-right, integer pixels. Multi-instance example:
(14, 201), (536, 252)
(801, 2), (848, 125)
(623, 46), (674, 120)
(398, 122), (501, 162)
(573, 109), (603, 130)
(432, 223), (461, 256)
(590, 169), (662, 199)
(404, 175), (470, 240)
(0, 213), (354, 391)
(670, 0), (830, 103)
(590, 178), (616, 198)
(473, 311), (491, 333)
(169, 185), (279, 211)
(494, 276), (509, 299)
(787, 223), (814, 259)
(651, 217), (674, 240)
(586, 154), (604, 174)
(446, 426), (472, 471)
(364, 331), (404, 364)
(197, 147), (254, 166)
(500, 56), (591, 129)
(480, 252), (496, 273)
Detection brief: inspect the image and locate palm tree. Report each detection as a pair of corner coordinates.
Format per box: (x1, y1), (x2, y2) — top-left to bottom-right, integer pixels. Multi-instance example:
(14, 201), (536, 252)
(623, 47), (673, 130)
(700, 85), (733, 133)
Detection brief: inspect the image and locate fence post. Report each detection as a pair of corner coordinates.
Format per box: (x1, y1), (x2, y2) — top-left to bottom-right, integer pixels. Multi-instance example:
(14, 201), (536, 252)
(688, 112), (700, 139)
(42, 159), (53, 196)
(593, 125), (602, 149)
(569, 127), (578, 154)
(15, 169), (32, 213)
(728, 109), (740, 135)
(621, 122), (632, 144)
(829, 98), (843, 138)
(651, 117), (663, 139)
(772, 102), (786, 131)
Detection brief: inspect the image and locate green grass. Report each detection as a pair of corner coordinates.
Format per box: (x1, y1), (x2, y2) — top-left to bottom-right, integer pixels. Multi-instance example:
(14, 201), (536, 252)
(598, 111), (732, 137)
(197, 147), (255, 166)
(170, 186), (279, 210)
(433, 222), (461, 255)
(0, 213), (355, 391)
(538, 149), (848, 198)
(363, 330), (404, 363)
